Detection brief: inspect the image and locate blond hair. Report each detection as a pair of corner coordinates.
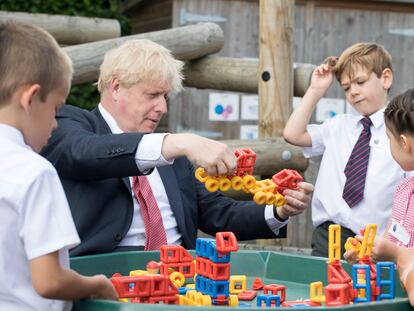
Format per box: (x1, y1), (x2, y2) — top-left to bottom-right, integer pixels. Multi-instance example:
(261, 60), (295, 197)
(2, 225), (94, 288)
(97, 39), (184, 95)
(0, 21), (73, 106)
(334, 42), (392, 82)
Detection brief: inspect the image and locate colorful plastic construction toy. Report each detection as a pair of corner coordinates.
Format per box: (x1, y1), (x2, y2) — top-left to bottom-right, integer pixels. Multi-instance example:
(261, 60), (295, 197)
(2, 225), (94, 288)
(195, 232), (239, 307)
(195, 148), (302, 207)
(309, 223), (395, 307)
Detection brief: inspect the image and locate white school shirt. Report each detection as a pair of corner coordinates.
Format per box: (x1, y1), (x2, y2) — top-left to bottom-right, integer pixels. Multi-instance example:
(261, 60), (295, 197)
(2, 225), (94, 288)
(303, 108), (406, 235)
(0, 124), (80, 311)
(98, 104), (287, 246)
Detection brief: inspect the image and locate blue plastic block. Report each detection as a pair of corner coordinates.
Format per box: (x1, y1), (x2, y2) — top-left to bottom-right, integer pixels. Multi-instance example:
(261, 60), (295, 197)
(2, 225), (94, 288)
(352, 264), (371, 303)
(257, 294), (280, 307)
(376, 261), (395, 300)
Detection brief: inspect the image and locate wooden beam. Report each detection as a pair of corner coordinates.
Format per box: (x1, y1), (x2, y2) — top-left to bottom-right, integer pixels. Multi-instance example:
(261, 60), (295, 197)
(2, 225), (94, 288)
(66, 22), (224, 86)
(183, 56), (314, 97)
(0, 11), (121, 45)
(258, 0), (294, 138)
(222, 139), (308, 174)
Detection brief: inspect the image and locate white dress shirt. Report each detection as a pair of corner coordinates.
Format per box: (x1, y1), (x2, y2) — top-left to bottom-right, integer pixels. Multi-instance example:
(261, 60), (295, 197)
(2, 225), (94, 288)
(303, 108), (406, 235)
(98, 104), (287, 246)
(0, 124), (80, 311)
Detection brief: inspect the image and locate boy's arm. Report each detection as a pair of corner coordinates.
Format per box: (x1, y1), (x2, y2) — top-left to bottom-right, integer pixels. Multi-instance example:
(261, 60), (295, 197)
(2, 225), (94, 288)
(30, 252), (118, 301)
(283, 62), (335, 147)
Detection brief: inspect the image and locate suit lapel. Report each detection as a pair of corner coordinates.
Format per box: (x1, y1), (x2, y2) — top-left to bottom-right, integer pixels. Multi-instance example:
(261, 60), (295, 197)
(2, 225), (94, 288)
(158, 165), (188, 244)
(92, 108), (131, 191)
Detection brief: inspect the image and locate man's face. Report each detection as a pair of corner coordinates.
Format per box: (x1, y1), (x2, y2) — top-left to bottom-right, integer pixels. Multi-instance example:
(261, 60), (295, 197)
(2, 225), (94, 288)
(340, 66), (391, 116)
(114, 80), (169, 133)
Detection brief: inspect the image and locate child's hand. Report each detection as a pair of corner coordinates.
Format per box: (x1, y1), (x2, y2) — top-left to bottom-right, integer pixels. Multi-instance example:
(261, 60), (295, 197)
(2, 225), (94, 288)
(396, 247), (414, 307)
(343, 248), (359, 265)
(309, 56), (337, 96)
(370, 236), (398, 263)
(91, 275), (118, 300)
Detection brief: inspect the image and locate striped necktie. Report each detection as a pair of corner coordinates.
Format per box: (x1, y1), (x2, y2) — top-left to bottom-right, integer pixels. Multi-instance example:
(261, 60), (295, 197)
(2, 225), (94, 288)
(132, 176), (167, 250)
(342, 117), (372, 208)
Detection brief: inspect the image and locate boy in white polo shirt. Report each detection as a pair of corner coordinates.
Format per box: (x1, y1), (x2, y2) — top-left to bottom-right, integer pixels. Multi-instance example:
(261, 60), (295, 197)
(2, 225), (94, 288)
(0, 21), (117, 310)
(283, 43), (406, 257)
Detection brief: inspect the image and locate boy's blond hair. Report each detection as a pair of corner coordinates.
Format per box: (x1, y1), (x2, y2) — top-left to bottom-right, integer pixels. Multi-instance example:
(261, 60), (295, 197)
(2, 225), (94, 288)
(0, 21), (73, 106)
(97, 39), (184, 95)
(334, 42), (392, 82)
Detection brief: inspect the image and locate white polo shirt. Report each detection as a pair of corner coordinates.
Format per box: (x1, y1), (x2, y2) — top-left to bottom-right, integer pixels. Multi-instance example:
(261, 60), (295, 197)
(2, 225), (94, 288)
(0, 124), (80, 311)
(303, 108), (406, 235)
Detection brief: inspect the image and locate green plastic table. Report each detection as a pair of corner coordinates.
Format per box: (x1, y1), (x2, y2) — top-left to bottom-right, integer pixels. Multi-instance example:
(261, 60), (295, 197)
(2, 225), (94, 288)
(70, 250), (410, 310)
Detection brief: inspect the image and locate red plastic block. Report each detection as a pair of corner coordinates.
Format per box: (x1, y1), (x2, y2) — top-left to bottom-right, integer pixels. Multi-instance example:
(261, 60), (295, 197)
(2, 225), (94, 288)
(263, 284), (286, 302)
(148, 295), (178, 304)
(160, 262), (195, 278)
(252, 277), (264, 290)
(327, 260), (352, 284)
(160, 245), (181, 263)
(213, 295), (228, 305)
(272, 169), (303, 193)
(216, 232), (238, 254)
(238, 290), (257, 301)
(325, 283), (353, 306)
(179, 247), (194, 262)
(196, 257), (230, 280)
(234, 148), (256, 168)
(111, 274), (153, 298)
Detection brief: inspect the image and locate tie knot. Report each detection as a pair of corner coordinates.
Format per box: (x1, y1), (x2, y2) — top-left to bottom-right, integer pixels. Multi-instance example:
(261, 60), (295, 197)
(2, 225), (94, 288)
(360, 117), (372, 130)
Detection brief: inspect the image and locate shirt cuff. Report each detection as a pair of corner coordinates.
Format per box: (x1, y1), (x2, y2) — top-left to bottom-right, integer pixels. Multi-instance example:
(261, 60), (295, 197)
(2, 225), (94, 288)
(264, 205), (288, 235)
(135, 133), (174, 172)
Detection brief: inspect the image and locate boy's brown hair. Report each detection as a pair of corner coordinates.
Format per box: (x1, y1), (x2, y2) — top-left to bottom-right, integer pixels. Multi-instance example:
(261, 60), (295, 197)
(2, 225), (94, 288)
(0, 21), (72, 105)
(334, 42), (392, 82)
(384, 88), (414, 137)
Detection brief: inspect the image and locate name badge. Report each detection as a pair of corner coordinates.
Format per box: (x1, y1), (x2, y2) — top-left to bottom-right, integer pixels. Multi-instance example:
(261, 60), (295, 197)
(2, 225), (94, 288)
(388, 218), (410, 246)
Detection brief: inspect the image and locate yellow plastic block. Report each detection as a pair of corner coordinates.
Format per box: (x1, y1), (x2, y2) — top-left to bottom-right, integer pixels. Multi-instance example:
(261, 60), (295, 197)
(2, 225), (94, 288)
(129, 269), (147, 277)
(274, 193), (286, 207)
(219, 176), (232, 192)
(170, 271), (185, 288)
(310, 281), (325, 303)
(205, 177), (219, 192)
(186, 283), (195, 289)
(359, 224), (377, 259)
(242, 175), (256, 189)
(328, 224), (341, 263)
(228, 294), (239, 307)
(195, 167), (208, 183)
(229, 275), (247, 294)
(231, 176), (243, 191)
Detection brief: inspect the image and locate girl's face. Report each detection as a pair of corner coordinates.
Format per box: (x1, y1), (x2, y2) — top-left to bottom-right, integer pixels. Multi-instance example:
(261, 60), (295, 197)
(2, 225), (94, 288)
(386, 126), (414, 171)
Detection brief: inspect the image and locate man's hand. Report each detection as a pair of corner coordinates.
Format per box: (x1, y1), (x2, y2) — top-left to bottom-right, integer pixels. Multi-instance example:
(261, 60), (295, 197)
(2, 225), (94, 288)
(275, 182), (314, 220)
(162, 133), (237, 176)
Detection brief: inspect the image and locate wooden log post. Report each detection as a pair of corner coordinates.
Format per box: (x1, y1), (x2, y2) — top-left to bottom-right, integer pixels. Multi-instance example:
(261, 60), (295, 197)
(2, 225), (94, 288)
(66, 22), (224, 85)
(258, 0), (295, 247)
(258, 0), (294, 138)
(184, 56), (314, 97)
(0, 11), (121, 45)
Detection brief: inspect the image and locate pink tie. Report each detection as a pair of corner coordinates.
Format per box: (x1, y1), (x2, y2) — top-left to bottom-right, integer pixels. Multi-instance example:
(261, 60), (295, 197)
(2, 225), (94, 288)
(132, 176), (167, 250)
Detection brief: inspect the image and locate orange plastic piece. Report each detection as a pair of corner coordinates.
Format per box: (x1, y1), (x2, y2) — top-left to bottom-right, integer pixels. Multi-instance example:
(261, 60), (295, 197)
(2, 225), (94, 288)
(327, 260), (351, 284)
(216, 232), (238, 254)
(344, 237), (361, 252)
(271, 169), (302, 193)
(325, 283), (353, 306)
(263, 284), (286, 302)
(238, 290), (257, 301)
(146, 261), (160, 274)
(252, 277), (264, 290)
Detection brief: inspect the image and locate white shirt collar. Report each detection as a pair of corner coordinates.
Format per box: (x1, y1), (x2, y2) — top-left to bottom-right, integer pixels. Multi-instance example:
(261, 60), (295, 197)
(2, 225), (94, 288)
(351, 107), (385, 129)
(0, 123), (30, 149)
(98, 103), (123, 134)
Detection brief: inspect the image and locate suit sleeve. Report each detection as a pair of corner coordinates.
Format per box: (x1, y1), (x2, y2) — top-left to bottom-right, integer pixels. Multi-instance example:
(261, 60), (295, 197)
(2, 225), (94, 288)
(41, 105), (148, 181)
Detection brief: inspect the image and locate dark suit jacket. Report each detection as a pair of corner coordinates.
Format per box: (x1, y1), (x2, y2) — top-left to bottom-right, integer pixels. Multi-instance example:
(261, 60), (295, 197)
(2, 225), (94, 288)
(41, 105), (286, 256)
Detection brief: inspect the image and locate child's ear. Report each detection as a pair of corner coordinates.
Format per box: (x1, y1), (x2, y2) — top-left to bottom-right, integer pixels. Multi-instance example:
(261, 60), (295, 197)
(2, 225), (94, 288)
(20, 84), (41, 112)
(381, 68), (393, 90)
(109, 77), (121, 102)
(400, 134), (412, 153)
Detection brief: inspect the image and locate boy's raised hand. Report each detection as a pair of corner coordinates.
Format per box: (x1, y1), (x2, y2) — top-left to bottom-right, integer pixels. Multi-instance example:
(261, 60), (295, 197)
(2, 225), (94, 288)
(309, 56), (337, 96)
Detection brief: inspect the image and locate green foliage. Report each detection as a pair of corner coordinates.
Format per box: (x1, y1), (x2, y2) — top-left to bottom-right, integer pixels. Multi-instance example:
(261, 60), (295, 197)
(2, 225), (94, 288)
(0, 0), (131, 110)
